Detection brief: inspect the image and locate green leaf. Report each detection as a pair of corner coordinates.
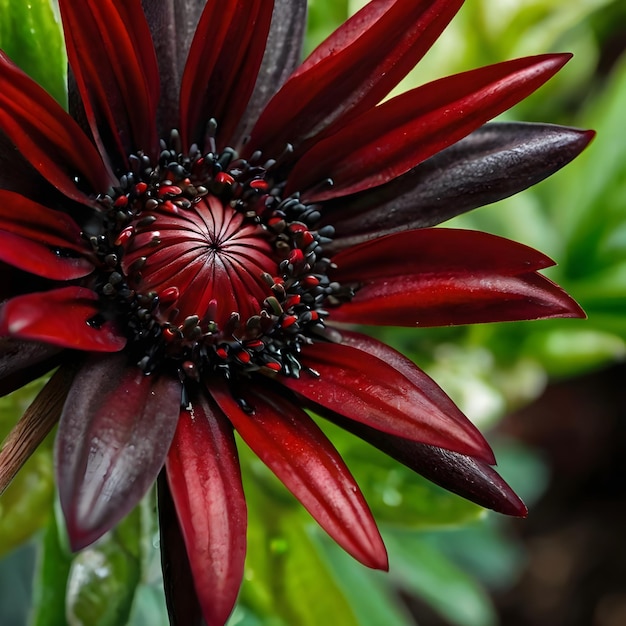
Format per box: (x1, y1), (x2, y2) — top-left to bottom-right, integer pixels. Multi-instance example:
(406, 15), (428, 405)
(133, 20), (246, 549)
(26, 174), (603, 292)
(64, 508), (142, 626)
(33, 500), (143, 626)
(312, 531), (414, 626)
(305, 0), (349, 55)
(0, 0), (67, 107)
(385, 528), (497, 626)
(31, 505), (73, 626)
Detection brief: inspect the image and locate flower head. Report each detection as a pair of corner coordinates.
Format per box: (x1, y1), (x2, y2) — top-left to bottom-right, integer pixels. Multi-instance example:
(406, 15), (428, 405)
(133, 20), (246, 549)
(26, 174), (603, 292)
(0, 0), (593, 624)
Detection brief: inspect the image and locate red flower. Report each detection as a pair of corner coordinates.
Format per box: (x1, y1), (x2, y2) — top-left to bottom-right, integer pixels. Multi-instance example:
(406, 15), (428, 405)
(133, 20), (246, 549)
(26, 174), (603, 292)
(0, 0), (593, 624)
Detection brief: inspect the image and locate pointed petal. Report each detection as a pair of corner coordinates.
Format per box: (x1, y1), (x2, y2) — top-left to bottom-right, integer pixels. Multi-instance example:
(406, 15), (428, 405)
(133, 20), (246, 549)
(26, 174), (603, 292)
(158, 474), (205, 626)
(166, 392), (247, 626)
(0, 191), (94, 279)
(331, 330), (526, 516)
(0, 364), (76, 495)
(335, 415), (527, 516)
(180, 0), (275, 149)
(141, 0), (206, 133)
(211, 379), (388, 570)
(59, 0), (160, 164)
(330, 229), (585, 326)
(0, 287), (126, 352)
(0, 336), (62, 398)
(247, 0), (462, 159)
(0, 231), (93, 280)
(324, 123), (596, 251)
(288, 54), (571, 201)
(56, 354), (181, 550)
(233, 0), (308, 145)
(0, 51), (114, 201)
(279, 339), (494, 463)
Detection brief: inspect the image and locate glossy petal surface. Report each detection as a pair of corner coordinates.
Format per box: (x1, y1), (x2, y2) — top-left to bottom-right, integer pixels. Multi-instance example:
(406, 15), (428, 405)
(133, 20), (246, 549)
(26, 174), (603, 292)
(333, 331), (527, 516)
(288, 54), (570, 201)
(282, 341), (494, 463)
(0, 51), (113, 200)
(0, 191), (93, 279)
(56, 354), (181, 550)
(158, 474), (204, 626)
(211, 380), (388, 570)
(180, 0), (274, 149)
(166, 393), (246, 626)
(0, 287), (126, 352)
(330, 229), (585, 326)
(324, 123), (596, 250)
(59, 0), (160, 164)
(248, 0), (462, 158)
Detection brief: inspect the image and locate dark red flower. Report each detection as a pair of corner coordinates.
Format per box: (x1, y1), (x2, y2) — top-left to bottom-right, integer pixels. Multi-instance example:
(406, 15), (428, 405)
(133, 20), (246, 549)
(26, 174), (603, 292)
(0, 0), (593, 624)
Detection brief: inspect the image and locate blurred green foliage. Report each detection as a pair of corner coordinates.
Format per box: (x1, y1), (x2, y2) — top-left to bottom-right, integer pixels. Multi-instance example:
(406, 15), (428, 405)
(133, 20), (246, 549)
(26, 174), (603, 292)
(1, 0), (625, 624)
(0, 0), (66, 106)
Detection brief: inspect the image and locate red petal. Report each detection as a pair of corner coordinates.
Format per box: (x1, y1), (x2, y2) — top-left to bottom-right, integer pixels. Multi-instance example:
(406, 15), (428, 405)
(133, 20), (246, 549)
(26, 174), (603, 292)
(332, 330), (527, 516)
(180, 0), (275, 150)
(0, 51), (114, 201)
(59, 0), (160, 163)
(56, 354), (181, 550)
(157, 474), (205, 626)
(166, 393), (247, 626)
(0, 191), (94, 279)
(330, 229), (585, 326)
(281, 341), (495, 463)
(247, 0), (462, 159)
(287, 54), (571, 201)
(211, 379), (388, 570)
(0, 287), (126, 352)
(0, 231), (93, 280)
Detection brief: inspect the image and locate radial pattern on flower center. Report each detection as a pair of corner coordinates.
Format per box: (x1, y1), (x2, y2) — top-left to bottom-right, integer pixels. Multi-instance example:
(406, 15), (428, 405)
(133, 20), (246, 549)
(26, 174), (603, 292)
(87, 129), (348, 380)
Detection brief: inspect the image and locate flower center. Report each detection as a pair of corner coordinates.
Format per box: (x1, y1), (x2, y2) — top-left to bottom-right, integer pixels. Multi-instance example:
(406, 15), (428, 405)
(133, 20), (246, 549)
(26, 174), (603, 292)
(121, 194), (276, 330)
(87, 129), (349, 380)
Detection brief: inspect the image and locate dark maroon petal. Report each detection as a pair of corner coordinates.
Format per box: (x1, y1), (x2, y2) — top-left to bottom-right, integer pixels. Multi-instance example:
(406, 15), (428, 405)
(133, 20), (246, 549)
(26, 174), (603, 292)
(288, 54), (571, 201)
(0, 287), (127, 352)
(55, 354), (181, 550)
(280, 341), (495, 464)
(211, 379), (388, 570)
(59, 0), (160, 165)
(180, 0), (275, 150)
(157, 473), (204, 626)
(233, 0), (308, 145)
(141, 0), (206, 133)
(324, 123), (596, 251)
(0, 364), (75, 495)
(333, 415), (527, 517)
(166, 392), (247, 626)
(247, 0), (462, 159)
(0, 336), (63, 397)
(0, 191), (94, 279)
(330, 330), (526, 516)
(0, 51), (114, 201)
(330, 229), (585, 326)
